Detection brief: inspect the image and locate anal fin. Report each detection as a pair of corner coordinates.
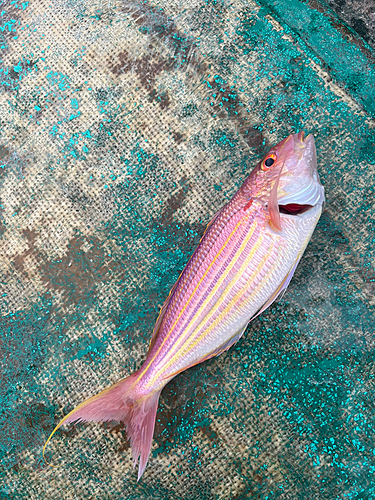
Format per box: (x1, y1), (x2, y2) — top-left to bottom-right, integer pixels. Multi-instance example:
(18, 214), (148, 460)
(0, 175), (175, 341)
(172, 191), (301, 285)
(163, 325), (247, 381)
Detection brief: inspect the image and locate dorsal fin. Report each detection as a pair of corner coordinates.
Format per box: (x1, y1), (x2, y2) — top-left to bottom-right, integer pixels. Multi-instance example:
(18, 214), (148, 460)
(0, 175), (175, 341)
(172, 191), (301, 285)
(147, 278), (180, 353)
(201, 205), (224, 237)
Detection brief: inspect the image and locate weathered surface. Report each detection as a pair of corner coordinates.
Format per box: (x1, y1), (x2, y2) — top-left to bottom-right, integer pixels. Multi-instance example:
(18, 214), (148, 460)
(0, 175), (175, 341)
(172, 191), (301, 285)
(325, 0), (375, 50)
(0, 0), (374, 498)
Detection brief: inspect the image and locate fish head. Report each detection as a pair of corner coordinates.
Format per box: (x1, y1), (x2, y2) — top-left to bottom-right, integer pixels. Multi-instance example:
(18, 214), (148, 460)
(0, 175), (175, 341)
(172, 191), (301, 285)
(245, 132), (325, 231)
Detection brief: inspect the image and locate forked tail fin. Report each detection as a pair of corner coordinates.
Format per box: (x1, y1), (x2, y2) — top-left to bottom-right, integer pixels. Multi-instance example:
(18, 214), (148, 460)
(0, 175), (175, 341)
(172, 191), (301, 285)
(43, 373), (161, 481)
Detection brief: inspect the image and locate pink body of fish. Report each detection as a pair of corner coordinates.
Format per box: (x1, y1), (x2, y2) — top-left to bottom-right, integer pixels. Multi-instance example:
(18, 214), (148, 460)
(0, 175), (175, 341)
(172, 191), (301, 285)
(44, 131), (325, 479)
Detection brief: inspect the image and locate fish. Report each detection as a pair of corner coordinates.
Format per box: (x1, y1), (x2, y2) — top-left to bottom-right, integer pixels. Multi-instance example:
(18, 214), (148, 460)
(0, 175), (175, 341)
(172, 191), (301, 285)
(44, 131), (325, 480)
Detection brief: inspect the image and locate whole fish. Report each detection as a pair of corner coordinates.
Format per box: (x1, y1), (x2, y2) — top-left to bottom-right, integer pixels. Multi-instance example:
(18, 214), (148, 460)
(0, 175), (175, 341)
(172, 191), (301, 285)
(44, 131), (325, 479)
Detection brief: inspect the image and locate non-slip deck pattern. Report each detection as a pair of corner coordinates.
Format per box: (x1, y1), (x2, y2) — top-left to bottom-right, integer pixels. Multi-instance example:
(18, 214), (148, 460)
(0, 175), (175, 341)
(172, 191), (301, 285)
(0, 0), (374, 498)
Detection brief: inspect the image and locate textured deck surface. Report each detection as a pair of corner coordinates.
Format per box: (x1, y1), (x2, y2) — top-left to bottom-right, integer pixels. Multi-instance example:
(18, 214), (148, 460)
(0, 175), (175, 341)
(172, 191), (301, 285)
(0, 0), (374, 498)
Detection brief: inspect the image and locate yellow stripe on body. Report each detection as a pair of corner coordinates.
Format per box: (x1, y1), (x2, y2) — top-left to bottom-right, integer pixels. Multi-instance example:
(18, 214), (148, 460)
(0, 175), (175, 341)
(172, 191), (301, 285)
(146, 220), (269, 386)
(153, 232), (285, 383)
(136, 216), (246, 383)
(147, 225), (221, 353)
(147, 246), (199, 352)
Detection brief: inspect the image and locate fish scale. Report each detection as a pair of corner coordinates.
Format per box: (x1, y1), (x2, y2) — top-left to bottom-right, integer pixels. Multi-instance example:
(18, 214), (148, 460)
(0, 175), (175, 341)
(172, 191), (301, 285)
(44, 131), (325, 480)
(148, 202), (256, 361)
(147, 217), (262, 381)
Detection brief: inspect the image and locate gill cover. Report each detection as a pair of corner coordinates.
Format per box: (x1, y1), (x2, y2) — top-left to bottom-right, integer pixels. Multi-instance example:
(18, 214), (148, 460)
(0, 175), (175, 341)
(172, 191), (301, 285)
(267, 134), (295, 231)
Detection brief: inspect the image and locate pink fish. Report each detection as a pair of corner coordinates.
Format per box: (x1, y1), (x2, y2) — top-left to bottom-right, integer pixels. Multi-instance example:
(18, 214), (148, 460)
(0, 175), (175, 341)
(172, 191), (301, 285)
(44, 131), (325, 479)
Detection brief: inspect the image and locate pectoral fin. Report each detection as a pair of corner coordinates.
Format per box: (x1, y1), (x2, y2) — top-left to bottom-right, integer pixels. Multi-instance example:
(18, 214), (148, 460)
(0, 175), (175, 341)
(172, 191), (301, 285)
(268, 161), (284, 231)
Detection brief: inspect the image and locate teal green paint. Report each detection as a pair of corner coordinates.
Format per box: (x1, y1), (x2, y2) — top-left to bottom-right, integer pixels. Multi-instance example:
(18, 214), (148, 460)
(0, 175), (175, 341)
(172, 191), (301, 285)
(0, 295), (58, 467)
(73, 332), (110, 362)
(46, 71), (71, 92)
(256, 0), (375, 116)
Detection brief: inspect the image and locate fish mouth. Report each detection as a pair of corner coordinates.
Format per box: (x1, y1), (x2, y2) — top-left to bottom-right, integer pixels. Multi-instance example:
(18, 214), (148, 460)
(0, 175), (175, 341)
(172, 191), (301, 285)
(266, 131), (325, 227)
(277, 179), (325, 216)
(278, 203), (313, 215)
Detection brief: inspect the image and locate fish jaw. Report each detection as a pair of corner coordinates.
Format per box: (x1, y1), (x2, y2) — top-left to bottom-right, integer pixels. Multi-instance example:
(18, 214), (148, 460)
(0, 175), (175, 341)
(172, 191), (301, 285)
(242, 132), (325, 231)
(277, 133), (325, 208)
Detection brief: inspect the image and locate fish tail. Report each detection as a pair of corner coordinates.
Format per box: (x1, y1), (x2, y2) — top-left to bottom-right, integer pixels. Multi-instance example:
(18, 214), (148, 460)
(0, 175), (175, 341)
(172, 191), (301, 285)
(43, 372), (161, 481)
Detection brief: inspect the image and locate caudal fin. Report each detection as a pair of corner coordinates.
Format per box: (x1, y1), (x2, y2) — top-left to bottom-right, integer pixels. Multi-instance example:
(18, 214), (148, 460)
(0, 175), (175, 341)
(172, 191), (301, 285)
(43, 373), (161, 480)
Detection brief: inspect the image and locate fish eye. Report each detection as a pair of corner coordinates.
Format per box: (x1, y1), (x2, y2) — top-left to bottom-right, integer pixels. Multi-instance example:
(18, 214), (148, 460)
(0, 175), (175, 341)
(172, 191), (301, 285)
(261, 153), (277, 171)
